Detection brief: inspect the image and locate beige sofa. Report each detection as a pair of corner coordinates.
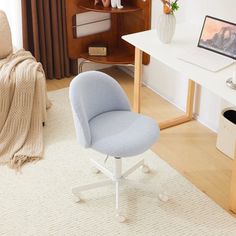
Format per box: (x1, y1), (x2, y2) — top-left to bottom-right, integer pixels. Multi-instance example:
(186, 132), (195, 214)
(0, 11), (13, 59)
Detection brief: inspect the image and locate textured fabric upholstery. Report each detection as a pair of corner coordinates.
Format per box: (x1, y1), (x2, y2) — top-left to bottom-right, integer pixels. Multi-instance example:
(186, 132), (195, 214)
(0, 11), (13, 59)
(90, 111), (159, 157)
(69, 71), (159, 157)
(69, 71), (131, 147)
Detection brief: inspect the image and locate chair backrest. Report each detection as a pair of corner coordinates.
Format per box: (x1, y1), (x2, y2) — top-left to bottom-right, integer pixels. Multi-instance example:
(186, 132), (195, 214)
(69, 71), (131, 148)
(0, 10), (13, 59)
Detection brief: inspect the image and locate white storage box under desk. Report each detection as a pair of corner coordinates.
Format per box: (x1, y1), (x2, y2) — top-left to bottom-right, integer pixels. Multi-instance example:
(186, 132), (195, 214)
(216, 108), (236, 159)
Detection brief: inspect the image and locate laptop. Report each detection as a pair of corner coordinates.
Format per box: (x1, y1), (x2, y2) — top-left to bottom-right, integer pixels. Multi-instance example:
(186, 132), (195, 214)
(179, 16), (236, 72)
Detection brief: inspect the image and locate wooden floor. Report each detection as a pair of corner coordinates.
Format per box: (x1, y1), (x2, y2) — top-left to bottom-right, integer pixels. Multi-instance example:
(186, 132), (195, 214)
(47, 67), (235, 216)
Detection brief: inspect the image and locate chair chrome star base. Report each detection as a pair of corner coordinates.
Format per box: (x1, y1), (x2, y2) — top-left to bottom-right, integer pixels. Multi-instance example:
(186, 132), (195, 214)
(72, 156), (168, 223)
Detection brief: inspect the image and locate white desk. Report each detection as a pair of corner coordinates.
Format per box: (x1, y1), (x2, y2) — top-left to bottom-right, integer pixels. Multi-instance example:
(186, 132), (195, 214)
(122, 23), (236, 213)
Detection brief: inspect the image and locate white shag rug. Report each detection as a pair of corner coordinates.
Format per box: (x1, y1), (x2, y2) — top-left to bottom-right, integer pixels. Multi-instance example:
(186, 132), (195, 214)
(1, 88), (236, 236)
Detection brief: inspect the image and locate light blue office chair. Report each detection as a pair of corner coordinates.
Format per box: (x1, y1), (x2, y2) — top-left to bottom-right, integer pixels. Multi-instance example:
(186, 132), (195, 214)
(69, 71), (167, 222)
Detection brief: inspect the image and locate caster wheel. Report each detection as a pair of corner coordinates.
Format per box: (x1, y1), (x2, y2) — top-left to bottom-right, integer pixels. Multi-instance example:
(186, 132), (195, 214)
(158, 193), (169, 202)
(73, 195), (81, 203)
(116, 214), (126, 223)
(91, 167), (100, 174)
(141, 165), (150, 174)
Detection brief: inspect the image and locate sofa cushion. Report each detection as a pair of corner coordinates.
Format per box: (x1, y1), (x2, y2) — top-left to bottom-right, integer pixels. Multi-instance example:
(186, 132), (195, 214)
(0, 10), (13, 59)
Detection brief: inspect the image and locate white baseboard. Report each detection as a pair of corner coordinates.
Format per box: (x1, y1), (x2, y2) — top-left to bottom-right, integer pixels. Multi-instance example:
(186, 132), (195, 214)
(77, 59), (111, 73)
(144, 82), (217, 133)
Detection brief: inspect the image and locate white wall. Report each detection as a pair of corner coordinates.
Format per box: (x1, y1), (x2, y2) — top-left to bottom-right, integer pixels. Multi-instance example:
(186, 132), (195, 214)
(184, 0), (236, 26)
(142, 0), (236, 132)
(0, 0), (23, 48)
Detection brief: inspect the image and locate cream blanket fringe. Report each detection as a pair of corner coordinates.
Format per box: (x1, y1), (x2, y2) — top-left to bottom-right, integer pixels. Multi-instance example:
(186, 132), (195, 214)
(0, 49), (50, 170)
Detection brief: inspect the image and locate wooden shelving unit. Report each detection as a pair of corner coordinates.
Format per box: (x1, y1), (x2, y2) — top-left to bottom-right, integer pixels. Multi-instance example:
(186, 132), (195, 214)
(65, 0), (151, 65)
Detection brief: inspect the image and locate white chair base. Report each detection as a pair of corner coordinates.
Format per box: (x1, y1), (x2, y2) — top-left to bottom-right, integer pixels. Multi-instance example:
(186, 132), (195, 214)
(72, 157), (168, 222)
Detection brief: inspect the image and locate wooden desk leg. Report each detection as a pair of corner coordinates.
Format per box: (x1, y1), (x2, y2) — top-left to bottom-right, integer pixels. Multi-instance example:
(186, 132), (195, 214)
(133, 47), (143, 113)
(229, 141), (236, 213)
(186, 79), (195, 118)
(159, 79), (195, 130)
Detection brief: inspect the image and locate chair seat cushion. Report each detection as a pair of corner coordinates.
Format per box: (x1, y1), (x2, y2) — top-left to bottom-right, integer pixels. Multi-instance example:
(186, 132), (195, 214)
(89, 111), (159, 157)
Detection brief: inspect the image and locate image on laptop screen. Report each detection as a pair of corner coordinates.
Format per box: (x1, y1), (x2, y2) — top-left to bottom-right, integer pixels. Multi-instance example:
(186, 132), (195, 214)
(198, 16), (236, 60)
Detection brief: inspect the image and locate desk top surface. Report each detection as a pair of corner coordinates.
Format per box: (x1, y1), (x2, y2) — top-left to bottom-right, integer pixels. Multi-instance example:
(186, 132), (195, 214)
(122, 23), (236, 106)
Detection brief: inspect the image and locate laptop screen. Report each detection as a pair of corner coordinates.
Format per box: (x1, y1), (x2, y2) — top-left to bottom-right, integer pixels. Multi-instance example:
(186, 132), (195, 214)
(198, 16), (236, 60)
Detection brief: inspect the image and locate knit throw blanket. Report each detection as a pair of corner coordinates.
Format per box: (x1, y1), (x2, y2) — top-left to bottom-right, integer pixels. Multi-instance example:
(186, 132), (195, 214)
(0, 49), (50, 170)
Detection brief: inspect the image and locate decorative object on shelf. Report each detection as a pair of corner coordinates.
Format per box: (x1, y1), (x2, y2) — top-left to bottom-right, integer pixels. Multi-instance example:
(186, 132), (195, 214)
(88, 42), (108, 56)
(111, 0), (123, 9)
(75, 12), (111, 38)
(94, 0), (110, 8)
(156, 0), (179, 44)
